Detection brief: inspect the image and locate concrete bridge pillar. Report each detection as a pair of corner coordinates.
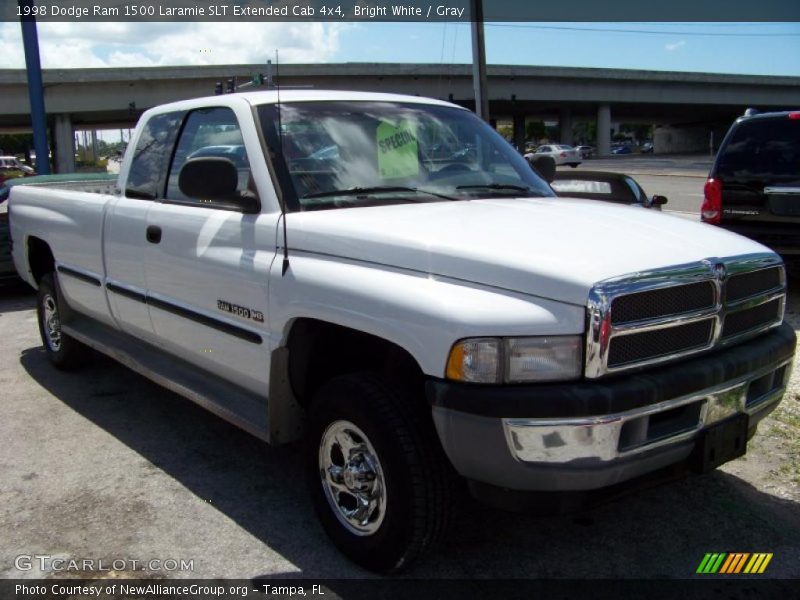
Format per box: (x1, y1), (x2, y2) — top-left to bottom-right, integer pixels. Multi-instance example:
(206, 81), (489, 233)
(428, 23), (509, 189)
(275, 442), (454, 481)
(53, 114), (75, 173)
(560, 108), (573, 146)
(597, 104), (611, 157)
(513, 114), (526, 152)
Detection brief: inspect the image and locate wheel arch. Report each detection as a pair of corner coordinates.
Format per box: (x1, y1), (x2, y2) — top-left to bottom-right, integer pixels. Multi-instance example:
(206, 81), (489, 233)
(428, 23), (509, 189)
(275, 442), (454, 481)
(283, 317), (427, 409)
(27, 236), (55, 286)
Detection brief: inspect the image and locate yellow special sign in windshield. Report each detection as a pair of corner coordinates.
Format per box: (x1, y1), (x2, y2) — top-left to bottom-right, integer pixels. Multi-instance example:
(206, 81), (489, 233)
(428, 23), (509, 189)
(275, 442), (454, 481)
(376, 121), (419, 179)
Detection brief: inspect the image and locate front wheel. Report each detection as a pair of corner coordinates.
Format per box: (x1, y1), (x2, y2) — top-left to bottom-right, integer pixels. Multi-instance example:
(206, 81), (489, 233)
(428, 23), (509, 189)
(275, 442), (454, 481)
(306, 373), (454, 573)
(36, 273), (88, 370)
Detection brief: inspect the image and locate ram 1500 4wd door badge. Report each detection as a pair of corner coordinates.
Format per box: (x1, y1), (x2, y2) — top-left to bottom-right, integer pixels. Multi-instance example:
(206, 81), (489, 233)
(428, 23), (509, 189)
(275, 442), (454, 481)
(217, 299), (264, 323)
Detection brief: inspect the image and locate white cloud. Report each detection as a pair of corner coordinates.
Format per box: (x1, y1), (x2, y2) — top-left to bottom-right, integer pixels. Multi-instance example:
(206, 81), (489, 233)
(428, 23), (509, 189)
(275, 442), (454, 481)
(106, 51), (159, 67)
(665, 40), (686, 52)
(0, 21), (346, 68)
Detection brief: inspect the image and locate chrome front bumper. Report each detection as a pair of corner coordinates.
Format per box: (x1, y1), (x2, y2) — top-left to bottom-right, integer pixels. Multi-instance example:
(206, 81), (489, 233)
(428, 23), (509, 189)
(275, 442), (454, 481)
(504, 358), (791, 464)
(428, 323), (795, 492)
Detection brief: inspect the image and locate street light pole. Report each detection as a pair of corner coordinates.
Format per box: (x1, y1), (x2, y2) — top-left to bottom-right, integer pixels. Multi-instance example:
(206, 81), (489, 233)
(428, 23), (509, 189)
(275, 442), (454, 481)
(18, 0), (50, 174)
(470, 0), (489, 123)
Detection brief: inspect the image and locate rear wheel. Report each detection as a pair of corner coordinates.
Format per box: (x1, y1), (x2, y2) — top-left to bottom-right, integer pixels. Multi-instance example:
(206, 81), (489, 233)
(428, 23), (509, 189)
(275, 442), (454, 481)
(36, 273), (88, 370)
(306, 373), (454, 573)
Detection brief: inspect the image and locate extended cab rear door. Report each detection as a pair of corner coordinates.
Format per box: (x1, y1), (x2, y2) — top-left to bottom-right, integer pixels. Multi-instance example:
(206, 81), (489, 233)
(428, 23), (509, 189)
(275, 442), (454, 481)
(105, 110), (184, 343)
(143, 102), (278, 395)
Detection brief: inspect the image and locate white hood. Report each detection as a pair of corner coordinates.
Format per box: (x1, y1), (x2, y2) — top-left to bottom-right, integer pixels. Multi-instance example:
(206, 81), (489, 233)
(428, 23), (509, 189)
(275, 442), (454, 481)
(287, 197), (772, 306)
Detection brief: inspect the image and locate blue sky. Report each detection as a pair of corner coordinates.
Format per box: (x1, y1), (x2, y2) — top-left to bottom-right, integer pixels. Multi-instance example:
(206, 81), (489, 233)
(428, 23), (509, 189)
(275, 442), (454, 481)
(339, 22), (800, 75)
(1, 21), (798, 76)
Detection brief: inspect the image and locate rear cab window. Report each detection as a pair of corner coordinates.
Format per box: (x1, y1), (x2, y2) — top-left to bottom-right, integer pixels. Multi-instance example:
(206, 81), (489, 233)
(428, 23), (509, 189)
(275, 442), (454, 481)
(125, 111), (184, 200)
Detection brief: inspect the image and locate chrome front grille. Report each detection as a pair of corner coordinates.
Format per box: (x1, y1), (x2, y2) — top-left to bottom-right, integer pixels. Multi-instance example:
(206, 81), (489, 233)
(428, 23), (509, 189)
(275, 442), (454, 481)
(586, 254), (785, 378)
(608, 318), (715, 368)
(726, 268), (783, 303)
(610, 280), (715, 324)
(721, 297), (783, 340)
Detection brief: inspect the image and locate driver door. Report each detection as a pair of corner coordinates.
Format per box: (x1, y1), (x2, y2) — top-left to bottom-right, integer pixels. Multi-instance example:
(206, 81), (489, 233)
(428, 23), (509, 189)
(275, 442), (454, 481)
(143, 106), (277, 395)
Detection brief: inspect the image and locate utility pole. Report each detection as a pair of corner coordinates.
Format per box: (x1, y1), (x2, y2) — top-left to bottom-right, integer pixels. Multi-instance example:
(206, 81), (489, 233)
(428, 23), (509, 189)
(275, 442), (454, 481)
(470, 0), (489, 122)
(18, 0), (50, 174)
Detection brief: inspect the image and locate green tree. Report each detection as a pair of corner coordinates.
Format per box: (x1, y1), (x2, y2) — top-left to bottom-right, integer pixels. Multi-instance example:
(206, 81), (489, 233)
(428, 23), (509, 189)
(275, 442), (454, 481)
(525, 121), (546, 141)
(0, 133), (34, 158)
(619, 123), (653, 142)
(572, 121), (597, 145)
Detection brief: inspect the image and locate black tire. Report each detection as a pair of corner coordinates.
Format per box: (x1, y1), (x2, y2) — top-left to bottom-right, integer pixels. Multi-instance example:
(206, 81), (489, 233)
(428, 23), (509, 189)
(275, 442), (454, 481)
(36, 273), (88, 370)
(569, 163), (579, 168)
(306, 373), (454, 573)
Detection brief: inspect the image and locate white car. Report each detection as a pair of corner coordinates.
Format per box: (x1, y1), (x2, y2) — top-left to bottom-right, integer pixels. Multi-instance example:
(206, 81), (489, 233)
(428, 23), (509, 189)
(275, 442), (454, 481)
(0, 155), (35, 175)
(524, 144), (581, 167)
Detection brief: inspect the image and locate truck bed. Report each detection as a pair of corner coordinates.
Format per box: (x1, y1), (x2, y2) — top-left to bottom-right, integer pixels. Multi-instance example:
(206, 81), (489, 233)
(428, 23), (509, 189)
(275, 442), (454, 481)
(4, 173), (118, 287)
(5, 172), (118, 194)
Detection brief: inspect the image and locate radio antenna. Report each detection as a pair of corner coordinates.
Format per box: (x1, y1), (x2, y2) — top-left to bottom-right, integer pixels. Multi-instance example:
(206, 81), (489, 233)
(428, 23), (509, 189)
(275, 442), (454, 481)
(275, 49), (290, 277)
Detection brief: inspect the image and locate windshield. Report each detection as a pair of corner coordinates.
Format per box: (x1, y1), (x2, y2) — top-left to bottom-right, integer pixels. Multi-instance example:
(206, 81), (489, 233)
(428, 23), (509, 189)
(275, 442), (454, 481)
(257, 101), (554, 211)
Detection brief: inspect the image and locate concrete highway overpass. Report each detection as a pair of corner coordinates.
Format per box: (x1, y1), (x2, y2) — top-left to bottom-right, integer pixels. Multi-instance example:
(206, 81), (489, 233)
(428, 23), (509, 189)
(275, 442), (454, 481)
(1, 63), (799, 171)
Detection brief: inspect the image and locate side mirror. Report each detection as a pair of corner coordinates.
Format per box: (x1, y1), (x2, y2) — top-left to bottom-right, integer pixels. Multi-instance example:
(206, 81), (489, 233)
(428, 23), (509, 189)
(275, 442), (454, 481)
(178, 157), (259, 213)
(650, 194), (668, 206)
(530, 155), (556, 183)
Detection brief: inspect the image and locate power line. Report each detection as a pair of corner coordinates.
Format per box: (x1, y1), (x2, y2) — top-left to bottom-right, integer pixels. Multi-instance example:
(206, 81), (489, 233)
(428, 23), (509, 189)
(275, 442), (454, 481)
(620, 22), (797, 27)
(485, 23), (800, 37)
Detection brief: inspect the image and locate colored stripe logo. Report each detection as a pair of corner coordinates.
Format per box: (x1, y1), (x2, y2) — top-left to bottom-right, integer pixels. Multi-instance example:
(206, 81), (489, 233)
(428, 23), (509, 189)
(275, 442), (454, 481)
(696, 553), (773, 574)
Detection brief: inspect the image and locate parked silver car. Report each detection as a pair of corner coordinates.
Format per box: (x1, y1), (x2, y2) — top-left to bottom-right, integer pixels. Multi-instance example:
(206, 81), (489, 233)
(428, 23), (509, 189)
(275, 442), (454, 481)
(524, 144), (581, 168)
(0, 156), (35, 175)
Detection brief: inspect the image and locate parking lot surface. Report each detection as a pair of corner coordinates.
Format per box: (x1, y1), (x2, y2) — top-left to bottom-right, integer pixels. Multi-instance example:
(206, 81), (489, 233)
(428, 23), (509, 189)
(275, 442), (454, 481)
(1, 274), (798, 580)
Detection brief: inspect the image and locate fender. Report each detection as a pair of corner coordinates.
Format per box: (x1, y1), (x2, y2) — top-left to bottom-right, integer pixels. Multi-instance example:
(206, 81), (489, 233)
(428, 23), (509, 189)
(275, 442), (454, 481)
(269, 251), (584, 378)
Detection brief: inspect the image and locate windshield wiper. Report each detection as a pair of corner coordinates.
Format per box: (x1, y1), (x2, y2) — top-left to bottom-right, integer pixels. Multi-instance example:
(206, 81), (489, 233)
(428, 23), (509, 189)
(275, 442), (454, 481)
(302, 186), (456, 201)
(456, 183), (535, 194)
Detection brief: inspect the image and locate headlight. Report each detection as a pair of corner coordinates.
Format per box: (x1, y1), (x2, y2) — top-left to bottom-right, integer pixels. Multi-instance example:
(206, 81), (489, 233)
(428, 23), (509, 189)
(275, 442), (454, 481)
(446, 336), (583, 383)
(445, 338), (501, 383)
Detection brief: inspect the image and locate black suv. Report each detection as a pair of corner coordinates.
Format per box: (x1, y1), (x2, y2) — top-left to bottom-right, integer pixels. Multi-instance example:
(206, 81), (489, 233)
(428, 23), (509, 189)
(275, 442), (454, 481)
(702, 110), (800, 268)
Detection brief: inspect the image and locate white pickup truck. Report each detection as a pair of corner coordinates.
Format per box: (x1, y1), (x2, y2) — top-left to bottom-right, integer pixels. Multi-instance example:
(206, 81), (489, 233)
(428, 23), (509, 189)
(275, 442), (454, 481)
(9, 91), (796, 573)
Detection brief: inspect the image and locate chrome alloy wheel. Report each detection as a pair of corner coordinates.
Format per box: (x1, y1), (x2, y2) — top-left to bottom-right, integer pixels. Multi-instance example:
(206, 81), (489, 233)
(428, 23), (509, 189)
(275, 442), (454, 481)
(41, 293), (62, 352)
(319, 420), (387, 536)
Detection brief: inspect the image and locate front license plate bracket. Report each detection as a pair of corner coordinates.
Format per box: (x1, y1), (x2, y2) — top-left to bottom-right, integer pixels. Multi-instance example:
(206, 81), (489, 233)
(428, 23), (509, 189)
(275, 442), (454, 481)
(690, 413), (749, 474)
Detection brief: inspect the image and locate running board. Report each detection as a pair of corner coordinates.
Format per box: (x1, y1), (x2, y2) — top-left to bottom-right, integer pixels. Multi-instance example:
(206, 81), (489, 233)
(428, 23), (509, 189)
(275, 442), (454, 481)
(62, 317), (271, 442)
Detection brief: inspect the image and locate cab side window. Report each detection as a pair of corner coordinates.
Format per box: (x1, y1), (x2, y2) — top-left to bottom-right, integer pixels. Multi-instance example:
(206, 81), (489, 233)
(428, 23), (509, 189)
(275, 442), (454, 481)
(166, 107), (255, 205)
(125, 111), (184, 200)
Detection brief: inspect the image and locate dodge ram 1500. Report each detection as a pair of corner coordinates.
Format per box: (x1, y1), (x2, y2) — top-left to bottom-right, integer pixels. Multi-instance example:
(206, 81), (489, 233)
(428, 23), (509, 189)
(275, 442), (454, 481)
(9, 91), (795, 572)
